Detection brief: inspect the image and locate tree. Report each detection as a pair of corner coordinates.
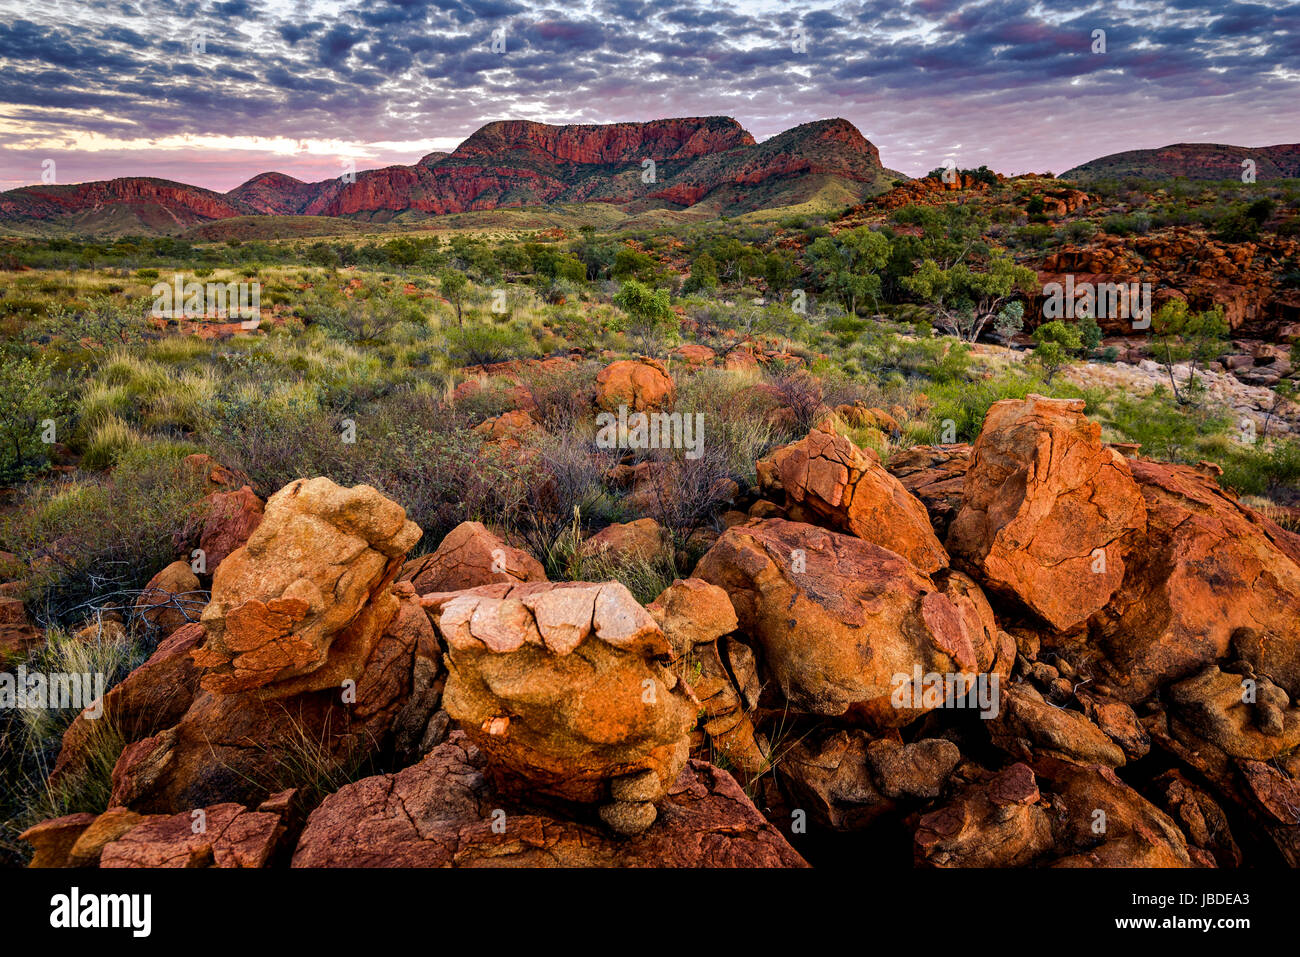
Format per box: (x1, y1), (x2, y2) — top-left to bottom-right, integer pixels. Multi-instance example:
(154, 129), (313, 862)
(683, 252), (718, 293)
(1149, 301), (1229, 406)
(806, 226), (892, 315)
(612, 280), (678, 355)
(901, 254), (1037, 342)
(1032, 320), (1082, 384)
(438, 269), (469, 327)
(0, 350), (64, 481)
(992, 300), (1025, 344)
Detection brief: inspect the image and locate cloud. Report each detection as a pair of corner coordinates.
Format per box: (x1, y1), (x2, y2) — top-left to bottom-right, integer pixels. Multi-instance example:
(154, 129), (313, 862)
(0, 0), (1295, 191)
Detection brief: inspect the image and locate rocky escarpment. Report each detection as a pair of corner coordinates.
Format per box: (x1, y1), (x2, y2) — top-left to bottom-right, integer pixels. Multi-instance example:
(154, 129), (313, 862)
(0, 116), (894, 230)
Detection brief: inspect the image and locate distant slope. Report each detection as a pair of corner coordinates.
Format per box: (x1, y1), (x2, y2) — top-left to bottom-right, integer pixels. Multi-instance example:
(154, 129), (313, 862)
(1062, 143), (1300, 182)
(0, 177), (253, 235)
(0, 116), (898, 236)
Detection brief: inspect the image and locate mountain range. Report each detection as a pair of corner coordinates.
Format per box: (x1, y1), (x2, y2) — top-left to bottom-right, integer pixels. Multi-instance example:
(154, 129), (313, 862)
(2, 118), (1296, 238)
(0, 116), (903, 237)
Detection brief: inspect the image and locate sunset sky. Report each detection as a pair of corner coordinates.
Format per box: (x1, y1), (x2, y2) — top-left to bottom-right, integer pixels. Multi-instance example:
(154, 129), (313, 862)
(1, 0), (1296, 193)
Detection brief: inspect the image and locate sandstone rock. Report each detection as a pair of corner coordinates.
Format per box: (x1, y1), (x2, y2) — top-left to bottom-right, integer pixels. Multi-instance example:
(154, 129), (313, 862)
(134, 561), (204, 637)
(68, 807), (149, 867)
(1092, 460), (1300, 702)
(594, 357), (675, 412)
(758, 426), (949, 573)
(400, 521), (546, 595)
(648, 580), (768, 777)
(291, 733), (806, 867)
(1166, 664), (1300, 761)
(18, 813), (95, 868)
(198, 486), (265, 570)
(914, 763), (1053, 867)
(184, 453), (251, 493)
(782, 729), (894, 830)
(885, 444), (972, 538)
(427, 580), (697, 806)
(867, 738), (961, 800)
(193, 477), (421, 695)
(0, 595), (41, 663)
(1076, 690), (1150, 760)
(472, 408), (538, 448)
(989, 684), (1126, 768)
(695, 519), (1004, 727)
(579, 518), (668, 565)
(1151, 769), (1242, 868)
(99, 802), (285, 868)
(1037, 758), (1193, 867)
(947, 395), (1147, 631)
(112, 584), (440, 814)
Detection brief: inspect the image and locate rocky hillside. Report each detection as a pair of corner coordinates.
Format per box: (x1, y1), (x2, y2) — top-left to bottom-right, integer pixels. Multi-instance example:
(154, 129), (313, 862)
(11, 380), (1300, 869)
(1063, 143), (1300, 182)
(0, 116), (896, 234)
(0, 177), (254, 235)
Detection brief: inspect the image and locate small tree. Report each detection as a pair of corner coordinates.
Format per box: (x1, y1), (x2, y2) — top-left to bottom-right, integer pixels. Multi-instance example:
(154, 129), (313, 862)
(1032, 320), (1082, 384)
(1077, 314), (1103, 356)
(613, 280), (678, 355)
(992, 300), (1025, 344)
(807, 227), (891, 315)
(683, 252), (718, 293)
(438, 269), (469, 327)
(0, 351), (64, 481)
(902, 255), (1038, 342)
(1150, 301), (1229, 406)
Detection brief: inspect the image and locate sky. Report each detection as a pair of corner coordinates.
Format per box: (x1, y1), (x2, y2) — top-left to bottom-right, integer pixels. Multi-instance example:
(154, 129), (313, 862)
(0, 0), (1297, 193)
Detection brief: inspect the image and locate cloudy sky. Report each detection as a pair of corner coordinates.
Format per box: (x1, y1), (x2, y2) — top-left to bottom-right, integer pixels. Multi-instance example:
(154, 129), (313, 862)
(0, 0), (1296, 193)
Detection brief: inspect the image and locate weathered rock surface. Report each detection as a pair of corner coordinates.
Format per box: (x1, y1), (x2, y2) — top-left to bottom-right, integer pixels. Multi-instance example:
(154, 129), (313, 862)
(291, 733), (806, 867)
(194, 477), (421, 695)
(134, 560), (204, 637)
(594, 357), (676, 412)
(947, 395), (1147, 631)
(400, 521), (546, 594)
(695, 519), (1008, 727)
(758, 426), (949, 573)
(424, 580), (697, 814)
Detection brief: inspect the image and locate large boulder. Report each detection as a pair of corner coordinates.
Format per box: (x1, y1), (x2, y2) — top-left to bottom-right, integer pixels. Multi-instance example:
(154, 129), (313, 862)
(194, 477), (421, 695)
(579, 518), (669, 565)
(112, 581), (441, 814)
(694, 519), (1011, 727)
(104, 480), (442, 814)
(423, 580), (697, 830)
(291, 733), (807, 867)
(399, 521), (546, 595)
(1091, 459), (1300, 702)
(758, 426), (949, 573)
(946, 395), (1147, 631)
(594, 357), (675, 412)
